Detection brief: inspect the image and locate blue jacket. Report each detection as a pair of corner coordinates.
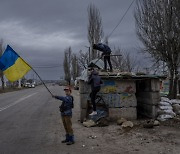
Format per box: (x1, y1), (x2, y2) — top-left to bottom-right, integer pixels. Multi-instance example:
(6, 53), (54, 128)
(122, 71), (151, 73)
(93, 43), (111, 55)
(54, 95), (73, 116)
(88, 70), (102, 90)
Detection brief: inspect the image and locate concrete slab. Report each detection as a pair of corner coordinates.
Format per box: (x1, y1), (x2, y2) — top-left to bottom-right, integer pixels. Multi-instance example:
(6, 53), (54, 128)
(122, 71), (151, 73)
(109, 107), (137, 120)
(79, 80), (91, 94)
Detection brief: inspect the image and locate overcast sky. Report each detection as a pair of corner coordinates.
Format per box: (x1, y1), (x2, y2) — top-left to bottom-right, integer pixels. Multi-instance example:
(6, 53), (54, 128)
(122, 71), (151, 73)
(0, 0), (146, 80)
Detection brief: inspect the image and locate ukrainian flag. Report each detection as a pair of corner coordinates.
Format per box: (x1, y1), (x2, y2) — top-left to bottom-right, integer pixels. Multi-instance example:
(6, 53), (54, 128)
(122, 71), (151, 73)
(0, 45), (31, 82)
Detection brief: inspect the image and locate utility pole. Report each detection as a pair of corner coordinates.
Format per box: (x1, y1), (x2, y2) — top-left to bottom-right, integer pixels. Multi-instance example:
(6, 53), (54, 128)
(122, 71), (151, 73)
(18, 79), (21, 88)
(85, 46), (91, 63)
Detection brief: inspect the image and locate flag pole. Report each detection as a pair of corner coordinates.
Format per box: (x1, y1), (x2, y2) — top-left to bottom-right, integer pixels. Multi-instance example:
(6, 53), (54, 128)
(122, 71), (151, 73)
(20, 58), (54, 97)
(5, 45), (53, 96)
(31, 67), (54, 97)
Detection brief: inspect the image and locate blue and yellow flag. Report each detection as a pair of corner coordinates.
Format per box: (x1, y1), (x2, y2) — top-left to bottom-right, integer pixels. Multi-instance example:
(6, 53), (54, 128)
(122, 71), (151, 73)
(0, 45), (31, 82)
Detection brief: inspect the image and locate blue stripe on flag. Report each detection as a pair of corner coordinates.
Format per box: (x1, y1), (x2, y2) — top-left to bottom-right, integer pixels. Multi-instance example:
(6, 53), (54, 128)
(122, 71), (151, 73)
(0, 45), (19, 71)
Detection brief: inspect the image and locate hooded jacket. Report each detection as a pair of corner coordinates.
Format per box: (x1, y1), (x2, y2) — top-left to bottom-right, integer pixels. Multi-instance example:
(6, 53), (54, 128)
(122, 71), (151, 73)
(93, 43), (111, 55)
(88, 70), (103, 90)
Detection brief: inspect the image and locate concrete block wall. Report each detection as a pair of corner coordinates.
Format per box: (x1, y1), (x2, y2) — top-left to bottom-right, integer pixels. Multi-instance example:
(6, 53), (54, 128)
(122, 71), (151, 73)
(79, 80), (90, 122)
(109, 107), (137, 120)
(79, 79), (137, 122)
(136, 79), (161, 118)
(79, 80), (91, 94)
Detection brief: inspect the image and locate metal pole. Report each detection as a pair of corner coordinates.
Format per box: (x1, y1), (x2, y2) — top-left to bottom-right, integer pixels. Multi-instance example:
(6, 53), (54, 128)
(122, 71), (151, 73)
(31, 67), (53, 96)
(85, 46), (91, 63)
(20, 57), (53, 97)
(88, 47), (90, 63)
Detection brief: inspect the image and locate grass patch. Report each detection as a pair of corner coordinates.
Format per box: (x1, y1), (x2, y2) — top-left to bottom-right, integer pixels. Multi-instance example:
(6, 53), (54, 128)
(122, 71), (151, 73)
(0, 87), (23, 94)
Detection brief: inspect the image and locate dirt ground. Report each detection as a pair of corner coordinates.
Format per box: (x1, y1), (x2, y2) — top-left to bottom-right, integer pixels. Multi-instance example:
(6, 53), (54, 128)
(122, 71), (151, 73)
(70, 90), (180, 154)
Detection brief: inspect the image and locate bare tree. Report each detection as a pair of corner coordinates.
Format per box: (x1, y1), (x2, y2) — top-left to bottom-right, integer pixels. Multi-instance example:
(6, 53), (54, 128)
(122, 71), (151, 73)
(71, 53), (80, 81)
(0, 39), (5, 90)
(87, 3), (104, 60)
(111, 47), (125, 71)
(104, 36), (109, 46)
(111, 47), (138, 72)
(135, 0), (180, 99)
(78, 50), (89, 70)
(124, 52), (138, 72)
(63, 47), (72, 85)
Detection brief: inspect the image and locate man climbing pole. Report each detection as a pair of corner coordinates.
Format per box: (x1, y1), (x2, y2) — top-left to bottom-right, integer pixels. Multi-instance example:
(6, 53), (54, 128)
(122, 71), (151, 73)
(93, 43), (113, 72)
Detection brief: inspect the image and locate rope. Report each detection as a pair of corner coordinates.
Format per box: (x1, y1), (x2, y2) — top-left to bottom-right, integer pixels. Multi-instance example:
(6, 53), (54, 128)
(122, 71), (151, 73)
(107, 0), (136, 39)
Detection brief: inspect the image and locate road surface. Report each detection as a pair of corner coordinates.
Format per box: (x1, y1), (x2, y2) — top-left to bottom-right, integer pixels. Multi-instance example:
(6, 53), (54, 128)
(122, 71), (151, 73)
(0, 85), (80, 154)
(0, 85), (180, 154)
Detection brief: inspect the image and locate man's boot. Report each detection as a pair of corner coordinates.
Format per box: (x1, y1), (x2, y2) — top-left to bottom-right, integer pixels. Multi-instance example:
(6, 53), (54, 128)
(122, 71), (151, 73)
(61, 134), (69, 143)
(109, 69), (113, 72)
(66, 135), (75, 145)
(101, 69), (107, 72)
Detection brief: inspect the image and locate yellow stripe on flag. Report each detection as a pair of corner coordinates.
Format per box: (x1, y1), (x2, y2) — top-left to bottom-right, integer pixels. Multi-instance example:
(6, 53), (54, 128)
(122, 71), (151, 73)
(4, 57), (31, 82)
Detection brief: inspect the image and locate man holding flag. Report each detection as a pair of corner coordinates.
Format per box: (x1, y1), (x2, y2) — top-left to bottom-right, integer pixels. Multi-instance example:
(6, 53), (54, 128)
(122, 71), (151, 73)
(0, 45), (75, 145)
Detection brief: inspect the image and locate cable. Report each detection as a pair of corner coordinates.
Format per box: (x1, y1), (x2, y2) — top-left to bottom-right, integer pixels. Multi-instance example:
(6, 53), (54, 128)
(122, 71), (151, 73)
(32, 65), (63, 68)
(108, 0), (136, 38)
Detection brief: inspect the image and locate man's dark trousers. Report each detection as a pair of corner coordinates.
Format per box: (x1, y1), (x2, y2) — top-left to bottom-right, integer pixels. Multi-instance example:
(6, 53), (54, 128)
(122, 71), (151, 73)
(90, 86), (100, 111)
(104, 54), (112, 70)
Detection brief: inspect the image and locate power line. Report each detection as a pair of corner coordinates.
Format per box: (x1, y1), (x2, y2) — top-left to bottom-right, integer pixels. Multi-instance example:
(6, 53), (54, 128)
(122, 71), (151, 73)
(33, 65), (63, 68)
(108, 0), (136, 39)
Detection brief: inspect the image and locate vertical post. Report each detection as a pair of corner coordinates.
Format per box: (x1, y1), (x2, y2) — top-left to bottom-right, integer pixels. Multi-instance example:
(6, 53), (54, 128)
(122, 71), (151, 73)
(85, 46), (91, 63)
(18, 79), (21, 88)
(88, 46), (91, 62)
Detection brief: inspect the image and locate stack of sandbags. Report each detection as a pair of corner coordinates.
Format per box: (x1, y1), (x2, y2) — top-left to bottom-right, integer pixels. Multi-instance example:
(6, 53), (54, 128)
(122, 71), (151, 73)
(157, 97), (176, 121)
(170, 99), (180, 115)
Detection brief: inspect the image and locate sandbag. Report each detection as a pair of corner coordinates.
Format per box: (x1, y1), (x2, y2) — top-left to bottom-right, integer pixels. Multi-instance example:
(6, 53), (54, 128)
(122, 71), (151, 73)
(159, 105), (173, 110)
(157, 114), (173, 121)
(157, 109), (176, 117)
(159, 101), (171, 106)
(170, 99), (180, 105)
(161, 97), (170, 102)
(172, 104), (180, 115)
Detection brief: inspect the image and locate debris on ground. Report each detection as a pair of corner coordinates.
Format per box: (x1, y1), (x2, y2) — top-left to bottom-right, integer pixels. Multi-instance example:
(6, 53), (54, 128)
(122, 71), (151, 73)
(83, 120), (96, 128)
(82, 144), (86, 147)
(117, 117), (127, 125)
(88, 135), (97, 139)
(96, 117), (109, 127)
(121, 121), (134, 128)
(153, 120), (160, 126)
(143, 120), (154, 128)
(89, 109), (108, 122)
(83, 109), (109, 127)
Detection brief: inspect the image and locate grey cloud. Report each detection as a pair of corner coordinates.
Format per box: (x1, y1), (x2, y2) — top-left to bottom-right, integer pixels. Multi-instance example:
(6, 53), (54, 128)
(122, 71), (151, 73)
(0, 0), (142, 80)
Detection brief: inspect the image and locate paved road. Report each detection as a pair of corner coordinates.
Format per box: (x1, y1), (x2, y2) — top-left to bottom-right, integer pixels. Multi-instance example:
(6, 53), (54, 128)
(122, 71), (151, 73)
(0, 85), (73, 154)
(1, 85), (180, 154)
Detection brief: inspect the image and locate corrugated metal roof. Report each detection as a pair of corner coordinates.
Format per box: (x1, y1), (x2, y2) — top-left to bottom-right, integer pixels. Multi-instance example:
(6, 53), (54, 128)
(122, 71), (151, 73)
(77, 68), (166, 81)
(88, 58), (104, 69)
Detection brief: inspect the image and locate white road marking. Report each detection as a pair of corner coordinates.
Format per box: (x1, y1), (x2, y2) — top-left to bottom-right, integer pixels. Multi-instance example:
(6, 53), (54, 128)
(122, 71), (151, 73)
(0, 93), (37, 112)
